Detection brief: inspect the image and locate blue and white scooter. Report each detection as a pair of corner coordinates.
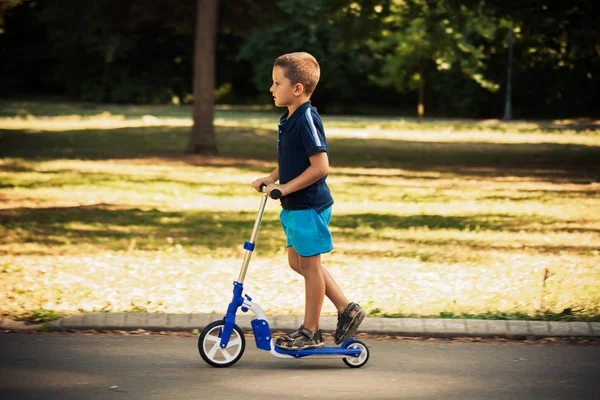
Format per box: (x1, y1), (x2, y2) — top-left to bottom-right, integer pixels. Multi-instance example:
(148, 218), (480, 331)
(198, 185), (369, 368)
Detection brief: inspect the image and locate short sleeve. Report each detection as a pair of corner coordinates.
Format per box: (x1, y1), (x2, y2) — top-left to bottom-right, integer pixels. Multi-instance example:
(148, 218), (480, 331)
(299, 108), (328, 157)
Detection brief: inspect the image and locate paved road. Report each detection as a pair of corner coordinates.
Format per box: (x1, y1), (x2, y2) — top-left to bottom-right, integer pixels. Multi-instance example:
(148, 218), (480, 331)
(1, 333), (598, 400)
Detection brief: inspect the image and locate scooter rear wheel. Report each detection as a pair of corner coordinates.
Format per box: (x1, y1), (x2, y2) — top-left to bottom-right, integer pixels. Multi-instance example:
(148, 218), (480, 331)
(198, 320), (245, 368)
(342, 339), (369, 368)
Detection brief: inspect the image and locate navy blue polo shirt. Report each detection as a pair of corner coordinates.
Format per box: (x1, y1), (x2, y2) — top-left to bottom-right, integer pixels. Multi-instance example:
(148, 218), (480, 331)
(277, 100), (334, 213)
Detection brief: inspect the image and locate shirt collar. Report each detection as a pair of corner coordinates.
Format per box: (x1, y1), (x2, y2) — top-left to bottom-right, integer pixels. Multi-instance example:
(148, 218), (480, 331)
(279, 100), (312, 130)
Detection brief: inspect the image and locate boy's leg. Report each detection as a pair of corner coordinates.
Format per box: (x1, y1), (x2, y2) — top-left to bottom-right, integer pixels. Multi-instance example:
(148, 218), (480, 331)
(288, 247), (365, 344)
(298, 253), (325, 333)
(288, 246), (349, 313)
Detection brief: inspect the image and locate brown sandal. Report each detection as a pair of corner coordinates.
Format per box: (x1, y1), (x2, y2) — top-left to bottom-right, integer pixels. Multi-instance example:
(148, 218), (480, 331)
(275, 325), (304, 347)
(334, 302), (365, 344)
(275, 326), (325, 350)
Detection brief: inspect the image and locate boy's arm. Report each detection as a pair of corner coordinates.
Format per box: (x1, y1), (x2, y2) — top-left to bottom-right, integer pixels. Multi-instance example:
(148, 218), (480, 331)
(269, 166), (280, 183)
(252, 167), (279, 192)
(276, 151), (328, 196)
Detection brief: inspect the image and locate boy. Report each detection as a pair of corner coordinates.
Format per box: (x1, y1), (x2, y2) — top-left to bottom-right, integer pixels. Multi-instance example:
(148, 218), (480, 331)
(251, 52), (365, 350)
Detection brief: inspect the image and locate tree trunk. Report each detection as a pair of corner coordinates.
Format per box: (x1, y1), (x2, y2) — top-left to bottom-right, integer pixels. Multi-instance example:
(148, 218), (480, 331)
(503, 22), (514, 121)
(417, 58), (424, 124)
(188, 0), (219, 155)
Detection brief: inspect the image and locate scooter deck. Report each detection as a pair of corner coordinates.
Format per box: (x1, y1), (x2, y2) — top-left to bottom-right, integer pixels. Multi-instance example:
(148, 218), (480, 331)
(273, 344), (362, 358)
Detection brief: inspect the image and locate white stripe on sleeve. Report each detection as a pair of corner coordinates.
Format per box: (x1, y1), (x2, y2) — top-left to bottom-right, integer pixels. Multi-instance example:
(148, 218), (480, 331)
(305, 107), (322, 147)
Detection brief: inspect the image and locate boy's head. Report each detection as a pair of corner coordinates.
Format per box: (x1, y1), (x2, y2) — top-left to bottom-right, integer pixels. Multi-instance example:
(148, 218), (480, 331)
(270, 52), (320, 108)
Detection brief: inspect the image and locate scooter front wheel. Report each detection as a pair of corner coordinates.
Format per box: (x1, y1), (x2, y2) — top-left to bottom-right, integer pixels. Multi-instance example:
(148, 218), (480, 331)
(342, 339), (370, 368)
(198, 320), (246, 368)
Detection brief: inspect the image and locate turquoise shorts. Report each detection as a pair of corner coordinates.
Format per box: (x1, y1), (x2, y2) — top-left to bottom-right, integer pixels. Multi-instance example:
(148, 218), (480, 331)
(280, 206), (333, 257)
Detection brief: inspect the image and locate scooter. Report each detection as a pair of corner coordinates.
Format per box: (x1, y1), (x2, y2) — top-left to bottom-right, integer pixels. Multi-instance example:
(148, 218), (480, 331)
(198, 185), (369, 368)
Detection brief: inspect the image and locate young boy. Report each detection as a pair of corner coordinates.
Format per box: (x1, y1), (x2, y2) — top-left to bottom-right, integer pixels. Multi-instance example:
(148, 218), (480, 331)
(251, 52), (365, 350)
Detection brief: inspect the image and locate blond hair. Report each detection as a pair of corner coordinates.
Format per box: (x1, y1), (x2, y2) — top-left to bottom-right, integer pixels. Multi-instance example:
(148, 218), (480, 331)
(274, 52), (320, 96)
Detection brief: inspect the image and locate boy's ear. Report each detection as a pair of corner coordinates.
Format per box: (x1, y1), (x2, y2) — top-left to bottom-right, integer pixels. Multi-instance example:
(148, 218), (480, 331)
(293, 82), (305, 96)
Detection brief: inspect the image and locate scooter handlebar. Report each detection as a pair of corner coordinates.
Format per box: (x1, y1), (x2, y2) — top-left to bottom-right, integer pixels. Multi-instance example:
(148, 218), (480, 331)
(259, 184), (282, 200)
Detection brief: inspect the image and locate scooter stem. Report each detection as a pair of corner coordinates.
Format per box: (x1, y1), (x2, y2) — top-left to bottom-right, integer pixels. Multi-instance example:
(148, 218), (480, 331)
(237, 192), (269, 283)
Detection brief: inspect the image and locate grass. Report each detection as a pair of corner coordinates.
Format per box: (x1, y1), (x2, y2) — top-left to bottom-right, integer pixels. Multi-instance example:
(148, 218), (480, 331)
(2, 98), (599, 137)
(13, 308), (64, 323)
(0, 101), (599, 322)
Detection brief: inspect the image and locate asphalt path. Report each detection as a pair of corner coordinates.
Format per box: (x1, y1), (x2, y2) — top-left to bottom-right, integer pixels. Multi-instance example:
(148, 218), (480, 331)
(0, 333), (598, 400)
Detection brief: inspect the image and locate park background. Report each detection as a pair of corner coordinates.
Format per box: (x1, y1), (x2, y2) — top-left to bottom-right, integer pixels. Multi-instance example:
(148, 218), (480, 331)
(0, 0), (598, 324)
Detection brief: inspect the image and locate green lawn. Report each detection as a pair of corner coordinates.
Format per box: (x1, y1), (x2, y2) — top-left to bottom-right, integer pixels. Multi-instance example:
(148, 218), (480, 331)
(0, 101), (599, 322)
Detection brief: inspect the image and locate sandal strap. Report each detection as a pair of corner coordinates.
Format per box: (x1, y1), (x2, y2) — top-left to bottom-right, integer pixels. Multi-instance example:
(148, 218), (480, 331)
(343, 302), (359, 317)
(335, 302), (359, 336)
(299, 326), (318, 339)
(282, 325), (304, 340)
(338, 302), (357, 323)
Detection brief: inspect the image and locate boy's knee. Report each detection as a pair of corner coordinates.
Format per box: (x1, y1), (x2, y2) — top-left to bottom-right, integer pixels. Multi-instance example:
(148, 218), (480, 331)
(289, 262), (303, 275)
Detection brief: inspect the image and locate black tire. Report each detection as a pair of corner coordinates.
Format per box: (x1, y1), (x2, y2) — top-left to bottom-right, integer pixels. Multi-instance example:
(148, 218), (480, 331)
(198, 320), (246, 368)
(342, 339), (369, 368)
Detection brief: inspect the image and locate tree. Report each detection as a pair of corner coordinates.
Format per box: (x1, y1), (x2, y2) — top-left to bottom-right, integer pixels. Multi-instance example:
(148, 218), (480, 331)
(2, 0), (599, 119)
(0, 0), (24, 30)
(371, 0), (499, 122)
(485, 0), (600, 118)
(186, 0), (284, 154)
(503, 21), (514, 121)
(187, 0), (219, 155)
(238, 0), (387, 112)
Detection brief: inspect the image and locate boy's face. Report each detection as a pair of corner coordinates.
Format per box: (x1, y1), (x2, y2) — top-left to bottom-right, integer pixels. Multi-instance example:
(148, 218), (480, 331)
(270, 66), (298, 108)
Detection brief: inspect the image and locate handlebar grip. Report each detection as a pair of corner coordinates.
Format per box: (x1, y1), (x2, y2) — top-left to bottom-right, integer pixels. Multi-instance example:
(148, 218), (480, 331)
(270, 189), (282, 200)
(259, 184), (282, 200)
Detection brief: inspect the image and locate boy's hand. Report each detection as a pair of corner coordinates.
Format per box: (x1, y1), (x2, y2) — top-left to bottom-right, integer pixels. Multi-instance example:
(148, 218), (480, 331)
(265, 183), (287, 198)
(251, 176), (275, 192)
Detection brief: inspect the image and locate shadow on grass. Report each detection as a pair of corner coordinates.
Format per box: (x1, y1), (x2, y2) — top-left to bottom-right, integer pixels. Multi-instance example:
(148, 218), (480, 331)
(339, 243), (599, 259)
(0, 170), (254, 197)
(2, 206), (597, 255)
(0, 204), (283, 254)
(334, 213), (600, 234)
(1, 126), (599, 182)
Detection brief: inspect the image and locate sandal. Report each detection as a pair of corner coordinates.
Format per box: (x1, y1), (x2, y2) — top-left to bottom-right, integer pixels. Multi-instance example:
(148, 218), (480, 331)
(275, 326), (325, 350)
(274, 325), (304, 347)
(334, 302), (365, 344)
